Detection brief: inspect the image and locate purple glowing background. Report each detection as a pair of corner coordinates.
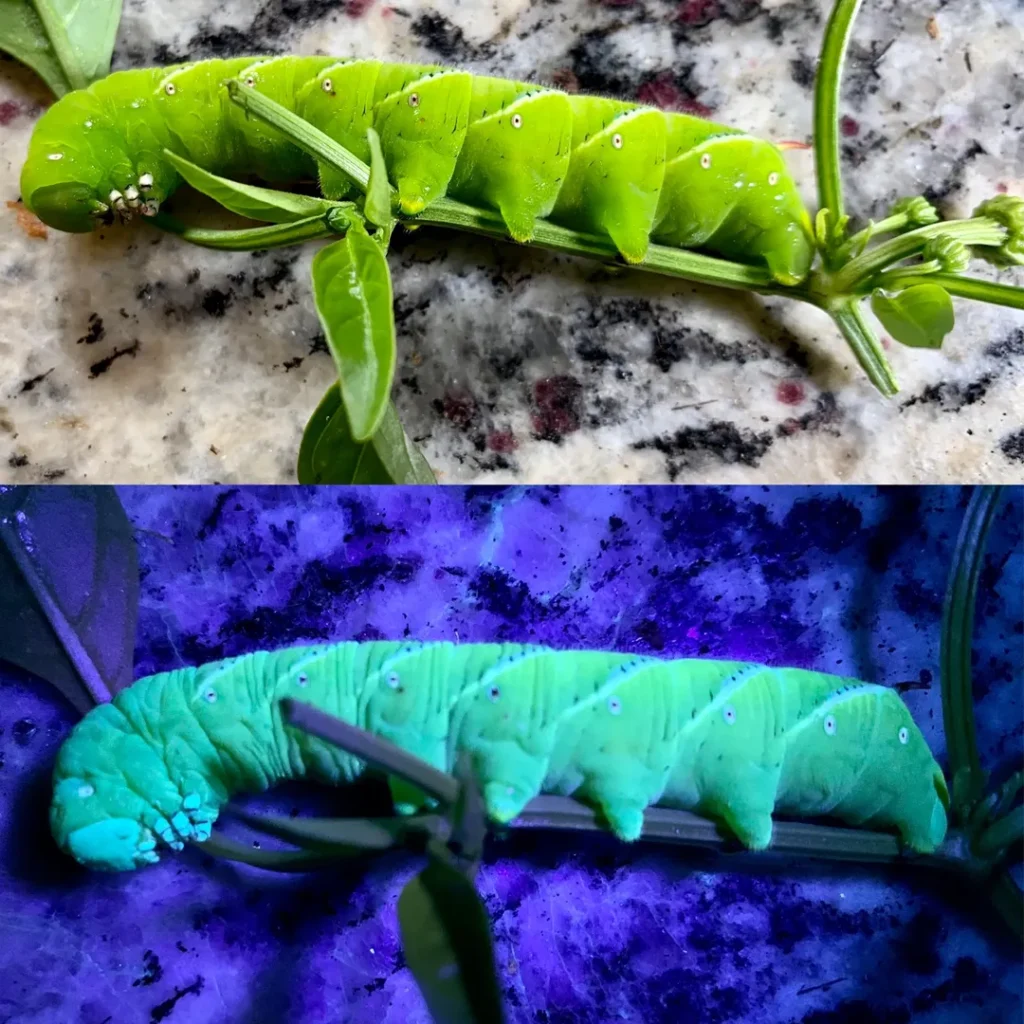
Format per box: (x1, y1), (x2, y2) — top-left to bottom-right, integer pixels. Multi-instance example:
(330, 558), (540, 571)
(1, 486), (1021, 1023)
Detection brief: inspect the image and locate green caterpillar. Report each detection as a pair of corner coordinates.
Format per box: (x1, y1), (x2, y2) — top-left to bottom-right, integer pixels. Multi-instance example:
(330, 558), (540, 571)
(20, 56), (814, 285)
(50, 640), (949, 872)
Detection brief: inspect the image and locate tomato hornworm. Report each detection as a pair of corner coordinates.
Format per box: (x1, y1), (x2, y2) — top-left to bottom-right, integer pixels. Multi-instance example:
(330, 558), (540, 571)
(50, 639), (948, 872)
(19, 56), (815, 286)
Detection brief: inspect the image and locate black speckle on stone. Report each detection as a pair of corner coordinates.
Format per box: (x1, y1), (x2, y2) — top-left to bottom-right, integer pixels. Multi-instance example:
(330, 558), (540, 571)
(7, 453), (28, 468)
(12, 719), (38, 746)
(150, 976), (204, 1023)
(633, 421), (773, 479)
(132, 950), (164, 988)
(900, 374), (994, 413)
(410, 12), (483, 63)
(997, 427), (1024, 464)
(198, 489), (240, 541)
(891, 909), (944, 975)
(89, 341), (141, 379)
(77, 312), (105, 346)
(790, 53), (816, 87)
(985, 327), (1024, 361)
(201, 288), (232, 317)
(635, 618), (665, 651)
(17, 368), (54, 394)
(469, 566), (537, 621)
(922, 140), (986, 205)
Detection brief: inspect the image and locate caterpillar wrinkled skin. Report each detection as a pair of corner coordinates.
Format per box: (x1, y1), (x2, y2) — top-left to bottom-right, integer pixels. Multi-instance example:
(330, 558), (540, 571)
(20, 56), (815, 285)
(50, 640), (949, 872)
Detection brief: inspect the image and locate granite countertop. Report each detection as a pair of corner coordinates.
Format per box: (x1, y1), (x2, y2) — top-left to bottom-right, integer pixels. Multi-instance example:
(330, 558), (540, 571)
(1, 0), (1022, 484)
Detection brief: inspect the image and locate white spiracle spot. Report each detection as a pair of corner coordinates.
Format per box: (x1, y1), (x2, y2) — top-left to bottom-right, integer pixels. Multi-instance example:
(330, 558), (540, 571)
(164, 82), (176, 96)
(823, 714), (837, 736)
(131, 100), (141, 109)
(84, 120), (93, 128)
(489, 685), (501, 702)
(768, 172), (779, 186)
(722, 705), (737, 725)
(47, 153), (63, 161)
(608, 696), (622, 715)
(77, 784), (95, 798)
(612, 132), (623, 150)
(898, 726), (909, 745)
(387, 671), (401, 690)
(700, 153), (712, 169)
(297, 672), (309, 688)
(408, 92), (420, 108)
(511, 113), (522, 129)
(244, 75), (256, 88)
(204, 689), (217, 704)
(322, 78), (333, 93)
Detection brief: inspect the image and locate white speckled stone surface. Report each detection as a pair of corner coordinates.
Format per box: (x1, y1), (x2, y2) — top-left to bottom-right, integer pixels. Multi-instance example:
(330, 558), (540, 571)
(0, 0), (1021, 483)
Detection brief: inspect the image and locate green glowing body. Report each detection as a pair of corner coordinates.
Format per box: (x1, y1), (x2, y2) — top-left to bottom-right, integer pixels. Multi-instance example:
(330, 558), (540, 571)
(50, 641), (948, 872)
(20, 56), (813, 284)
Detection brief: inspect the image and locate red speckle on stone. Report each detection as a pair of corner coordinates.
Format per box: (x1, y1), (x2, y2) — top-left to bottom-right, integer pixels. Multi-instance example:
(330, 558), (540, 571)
(441, 389), (477, 429)
(996, 182), (1008, 193)
(637, 73), (712, 117)
(779, 418), (803, 436)
(550, 69), (580, 94)
(488, 430), (519, 454)
(881, 336), (891, 350)
(0, 101), (21, 127)
(532, 376), (582, 439)
(677, 0), (720, 25)
(345, 0), (374, 16)
(381, 4), (394, 15)
(840, 115), (860, 137)
(776, 380), (805, 406)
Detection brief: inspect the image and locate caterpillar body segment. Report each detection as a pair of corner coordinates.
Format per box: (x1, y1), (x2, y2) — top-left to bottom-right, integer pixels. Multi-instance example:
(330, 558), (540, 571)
(21, 57), (814, 284)
(48, 641), (948, 872)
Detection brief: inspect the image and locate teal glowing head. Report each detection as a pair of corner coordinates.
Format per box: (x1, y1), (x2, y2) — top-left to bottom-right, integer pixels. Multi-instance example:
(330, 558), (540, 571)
(49, 706), (160, 872)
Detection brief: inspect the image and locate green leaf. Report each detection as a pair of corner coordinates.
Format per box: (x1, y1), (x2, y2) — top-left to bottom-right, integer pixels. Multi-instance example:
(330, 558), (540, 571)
(298, 382), (435, 484)
(364, 127), (394, 231)
(870, 283), (954, 349)
(398, 856), (506, 1024)
(0, 486), (139, 713)
(162, 149), (344, 224)
(311, 228), (396, 441)
(0, 0), (122, 96)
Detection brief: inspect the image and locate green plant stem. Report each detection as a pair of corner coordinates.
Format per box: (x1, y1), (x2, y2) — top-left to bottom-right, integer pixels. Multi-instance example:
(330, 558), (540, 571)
(974, 806), (1024, 862)
(835, 213), (909, 263)
(989, 869), (1024, 941)
(941, 485), (1003, 814)
(227, 79), (370, 191)
(813, 0), (863, 230)
(927, 273), (1024, 311)
(418, 198), (782, 293)
(874, 261), (943, 287)
(829, 300), (899, 396)
(833, 219), (1007, 292)
(151, 211), (337, 250)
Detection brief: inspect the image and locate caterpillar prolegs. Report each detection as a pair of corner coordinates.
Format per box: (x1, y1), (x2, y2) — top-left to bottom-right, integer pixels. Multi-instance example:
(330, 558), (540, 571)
(49, 641), (948, 872)
(20, 56), (814, 285)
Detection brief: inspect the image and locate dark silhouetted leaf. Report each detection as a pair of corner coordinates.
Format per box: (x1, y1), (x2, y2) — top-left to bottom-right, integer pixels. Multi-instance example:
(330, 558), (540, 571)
(398, 856), (506, 1024)
(0, 486), (138, 712)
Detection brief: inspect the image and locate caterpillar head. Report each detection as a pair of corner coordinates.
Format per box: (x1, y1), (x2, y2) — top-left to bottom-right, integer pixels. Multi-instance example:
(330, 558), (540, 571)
(20, 90), (168, 233)
(49, 706), (160, 871)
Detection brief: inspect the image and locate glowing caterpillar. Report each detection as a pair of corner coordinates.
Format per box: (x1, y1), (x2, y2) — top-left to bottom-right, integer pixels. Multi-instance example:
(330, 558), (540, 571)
(49, 640), (949, 872)
(20, 56), (814, 285)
